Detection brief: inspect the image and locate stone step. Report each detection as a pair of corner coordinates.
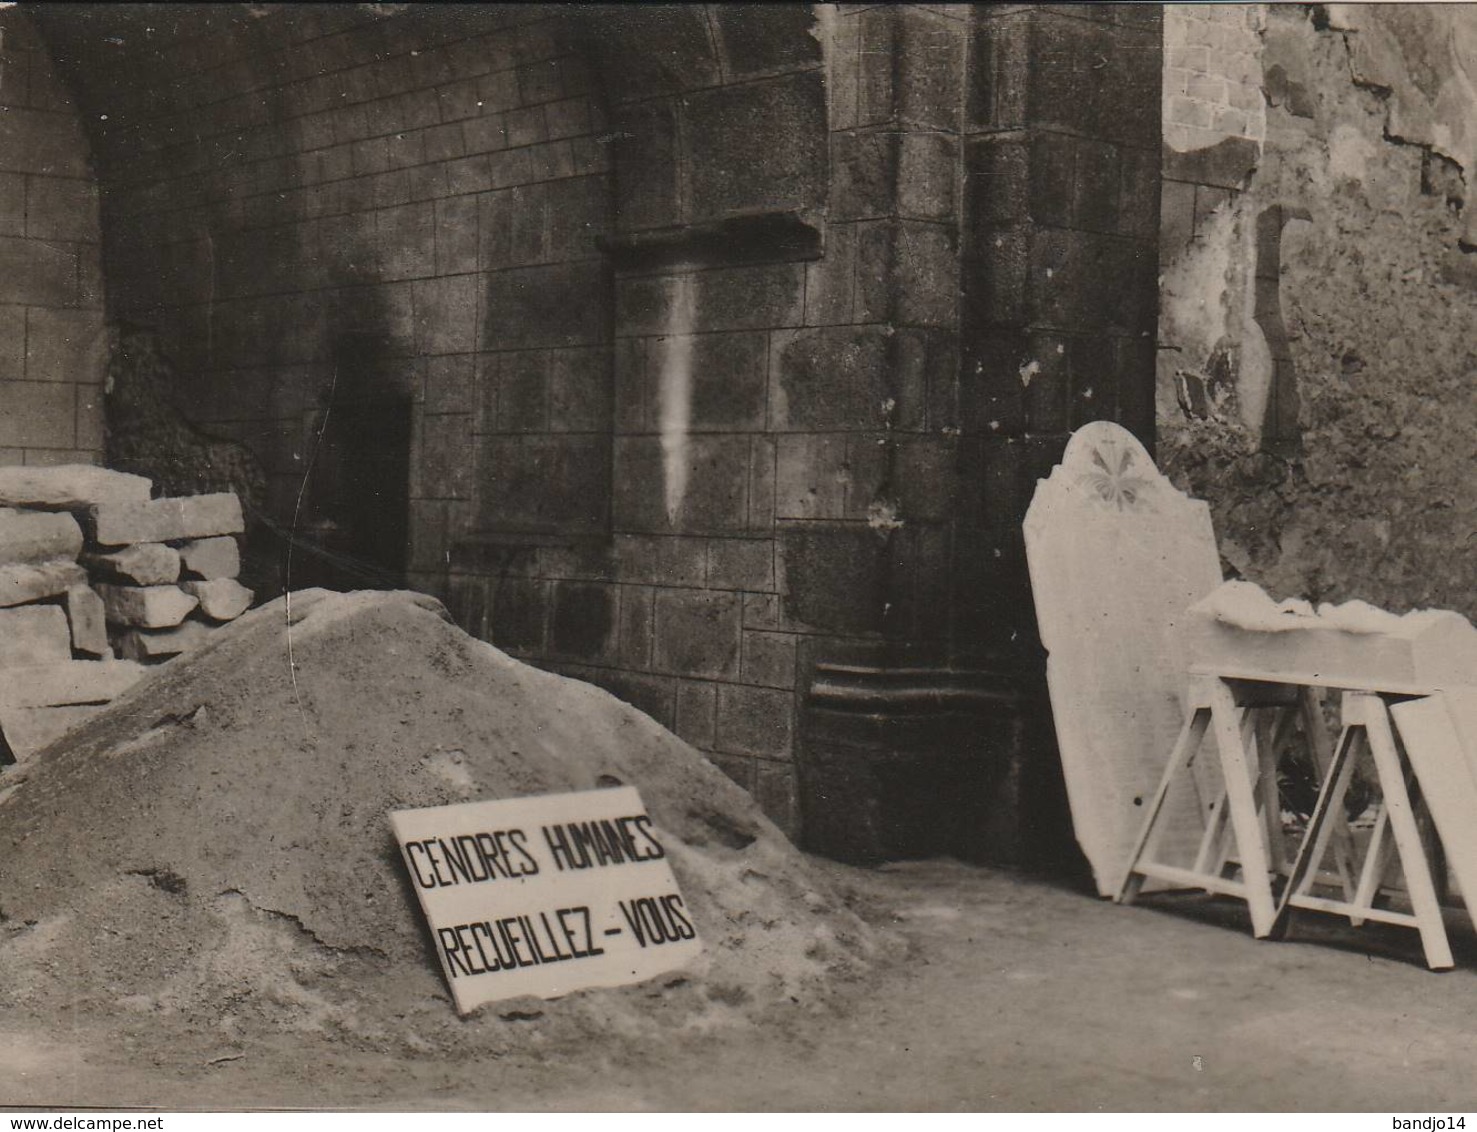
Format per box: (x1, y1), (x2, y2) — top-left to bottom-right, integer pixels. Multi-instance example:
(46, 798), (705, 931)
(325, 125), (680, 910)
(0, 508), (83, 566)
(87, 493), (244, 547)
(82, 543), (181, 586)
(180, 578), (253, 622)
(0, 464), (152, 510)
(0, 605), (73, 667)
(0, 560), (87, 608)
(94, 583), (199, 629)
(178, 536), (241, 580)
(0, 659), (147, 708)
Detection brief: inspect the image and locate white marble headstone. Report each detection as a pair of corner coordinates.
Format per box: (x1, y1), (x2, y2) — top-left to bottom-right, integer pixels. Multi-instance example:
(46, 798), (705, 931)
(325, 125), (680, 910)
(1024, 422), (1225, 896)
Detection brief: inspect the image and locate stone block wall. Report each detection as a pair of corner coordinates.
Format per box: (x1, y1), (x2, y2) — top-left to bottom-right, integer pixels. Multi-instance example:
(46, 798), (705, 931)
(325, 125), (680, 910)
(0, 8), (106, 467)
(951, 3), (1162, 869)
(26, 4), (1167, 852)
(450, 5), (838, 834)
(962, 4), (1163, 643)
(1162, 5), (1266, 156)
(40, 6), (612, 590)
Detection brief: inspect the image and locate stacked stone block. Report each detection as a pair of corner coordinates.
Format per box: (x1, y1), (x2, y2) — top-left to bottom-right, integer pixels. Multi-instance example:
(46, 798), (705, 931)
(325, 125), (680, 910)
(0, 464), (249, 763)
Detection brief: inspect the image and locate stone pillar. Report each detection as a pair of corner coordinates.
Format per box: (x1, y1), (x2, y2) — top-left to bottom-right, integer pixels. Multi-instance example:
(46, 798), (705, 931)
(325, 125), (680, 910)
(948, 3), (1163, 865)
(795, 5), (1046, 865)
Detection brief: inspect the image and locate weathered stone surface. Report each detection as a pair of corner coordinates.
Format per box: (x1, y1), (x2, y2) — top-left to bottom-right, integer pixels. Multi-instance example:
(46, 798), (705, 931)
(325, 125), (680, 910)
(548, 582), (614, 661)
(88, 493), (244, 547)
(0, 508), (83, 566)
(82, 543), (182, 586)
(0, 559), (86, 608)
(1159, 6), (1477, 634)
(177, 536), (241, 580)
(1023, 421), (1224, 898)
(180, 578), (253, 622)
(478, 435), (609, 535)
(1, 659), (147, 708)
(66, 584), (109, 657)
(0, 604), (73, 667)
(114, 619), (215, 661)
(94, 583), (199, 629)
(0, 464), (152, 510)
(685, 72), (826, 222)
(0, 703), (102, 762)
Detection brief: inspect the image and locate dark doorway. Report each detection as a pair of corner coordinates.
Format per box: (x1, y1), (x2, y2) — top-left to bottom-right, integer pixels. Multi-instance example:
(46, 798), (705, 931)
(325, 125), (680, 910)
(288, 334), (414, 592)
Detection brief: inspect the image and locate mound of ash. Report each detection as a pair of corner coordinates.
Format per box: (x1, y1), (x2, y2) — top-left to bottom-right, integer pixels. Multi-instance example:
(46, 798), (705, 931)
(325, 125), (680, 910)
(0, 590), (890, 1056)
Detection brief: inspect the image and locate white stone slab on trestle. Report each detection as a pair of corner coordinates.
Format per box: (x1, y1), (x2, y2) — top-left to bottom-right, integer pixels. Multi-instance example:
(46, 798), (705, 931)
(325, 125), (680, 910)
(1024, 421), (1225, 897)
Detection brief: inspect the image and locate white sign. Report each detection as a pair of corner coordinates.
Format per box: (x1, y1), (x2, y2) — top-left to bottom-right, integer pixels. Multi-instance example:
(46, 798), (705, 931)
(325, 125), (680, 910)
(388, 786), (702, 1014)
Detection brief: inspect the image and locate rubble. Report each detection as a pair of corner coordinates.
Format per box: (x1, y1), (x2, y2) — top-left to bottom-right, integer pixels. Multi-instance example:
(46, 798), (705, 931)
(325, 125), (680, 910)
(82, 543), (182, 586)
(5, 660), (147, 707)
(0, 465), (152, 509)
(0, 465), (253, 763)
(65, 584), (109, 656)
(178, 536), (240, 580)
(180, 577), (253, 621)
(88, 492), (244, 546)
(94, 582), (199, 628)
(0, 560), (87, 607)
(0, 509), (83, 565)
(0, 606), (73, 667)
(114, 620), (214, 660)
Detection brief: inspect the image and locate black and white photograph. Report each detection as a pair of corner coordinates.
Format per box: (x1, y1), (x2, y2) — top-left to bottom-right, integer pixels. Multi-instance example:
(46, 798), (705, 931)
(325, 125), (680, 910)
(0, 0), (1475, 1116)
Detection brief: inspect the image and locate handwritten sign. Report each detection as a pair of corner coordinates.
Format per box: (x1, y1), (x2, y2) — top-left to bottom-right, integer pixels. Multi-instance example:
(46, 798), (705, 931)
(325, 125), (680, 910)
(389, 786), (702, 1014)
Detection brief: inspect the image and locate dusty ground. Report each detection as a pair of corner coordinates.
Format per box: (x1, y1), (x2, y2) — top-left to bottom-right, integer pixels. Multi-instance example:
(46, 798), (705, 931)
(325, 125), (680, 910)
(5, 856), (1477, 1113)
(4, 591), (1474, 1112)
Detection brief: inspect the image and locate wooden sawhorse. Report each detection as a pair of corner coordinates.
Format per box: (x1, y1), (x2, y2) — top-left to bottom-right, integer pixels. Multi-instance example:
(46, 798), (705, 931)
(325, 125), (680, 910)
(1117, 672), (1452, 969)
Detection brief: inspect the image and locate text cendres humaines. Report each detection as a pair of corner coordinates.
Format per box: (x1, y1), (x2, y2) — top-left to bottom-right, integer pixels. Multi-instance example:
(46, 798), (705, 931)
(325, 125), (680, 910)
(399, 813), (698, 980)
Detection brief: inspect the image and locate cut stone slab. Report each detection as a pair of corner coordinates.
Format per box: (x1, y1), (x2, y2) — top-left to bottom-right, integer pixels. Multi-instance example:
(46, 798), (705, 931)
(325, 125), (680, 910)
(1024, 421), (1225, 898)
(1391, 692), (1477, 919)
(66, 585), (110, 658)
(177, 536), (241, 580)
(114, 620), (215, 662)
(0, 605), (74, 668)
(0, 465), (152, 510)
(82, 543), (182, 586)
(180, 578), (253, 622)
(94, 584), (199, 629)
(87, 493), (244, 547)
(0, 560), (87, 608)
(1184, 583), (1477, 695)
(0, 508), (83, 566)
(114, 620), (214, 662)
(0, 703), (104, 762)
(0, 660), (147, 709)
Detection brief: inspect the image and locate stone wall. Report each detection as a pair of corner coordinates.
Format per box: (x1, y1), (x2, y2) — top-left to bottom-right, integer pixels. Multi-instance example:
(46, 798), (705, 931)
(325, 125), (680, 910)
(1158, 4), (1477, 623)
(27, 3), (1166, 852)
(38, 6), (611, 592)
(0, 8), (106, 467)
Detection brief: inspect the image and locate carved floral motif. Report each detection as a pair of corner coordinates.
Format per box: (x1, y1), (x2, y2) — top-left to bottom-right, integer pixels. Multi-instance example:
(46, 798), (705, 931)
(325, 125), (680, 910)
(1076, 436), (1155, 511)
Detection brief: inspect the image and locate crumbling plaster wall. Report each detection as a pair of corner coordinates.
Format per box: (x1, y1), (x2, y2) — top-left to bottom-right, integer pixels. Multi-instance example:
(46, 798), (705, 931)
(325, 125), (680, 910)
(0, 8), (106, 467)
(1158, 4), (1477, 620)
